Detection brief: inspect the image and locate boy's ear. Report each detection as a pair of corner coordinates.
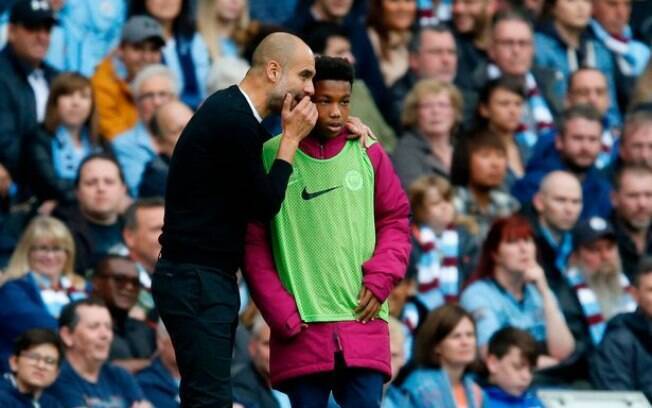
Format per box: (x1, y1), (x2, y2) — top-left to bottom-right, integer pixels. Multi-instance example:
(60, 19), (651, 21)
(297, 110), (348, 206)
(486, 354), (499, 374)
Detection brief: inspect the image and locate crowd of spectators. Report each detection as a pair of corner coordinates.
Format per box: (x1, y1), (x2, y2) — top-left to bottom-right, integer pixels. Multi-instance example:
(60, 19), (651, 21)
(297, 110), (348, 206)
(0, 0), (652, 406)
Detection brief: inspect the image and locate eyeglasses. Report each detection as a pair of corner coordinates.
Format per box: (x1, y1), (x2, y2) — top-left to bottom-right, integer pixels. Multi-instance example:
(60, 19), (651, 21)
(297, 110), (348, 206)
(30, 245), (67, 255)
(20, 351), (59, 367)
(138, 91), (173, 103)
(98, 274), (141, 288)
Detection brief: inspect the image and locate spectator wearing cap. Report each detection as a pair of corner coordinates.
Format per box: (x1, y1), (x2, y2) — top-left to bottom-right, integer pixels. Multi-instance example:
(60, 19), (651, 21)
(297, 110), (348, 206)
(112, 64), (179, 197)
(91, 255), (156, 373)
(512, 105), (613, 220)
(558, 216), (637, 381)
(591, 256), (652, 400)
(91, 15), (165, 141)
(46, 0), (127, 77)
(0, 0), (58, 190)
(0, 328), (63, 407)
(611, 164), (652, 281)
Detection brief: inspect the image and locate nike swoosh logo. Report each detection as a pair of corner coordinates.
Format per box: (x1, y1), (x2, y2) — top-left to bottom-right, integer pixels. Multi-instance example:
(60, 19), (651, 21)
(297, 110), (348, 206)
(301, 186), (341, 200)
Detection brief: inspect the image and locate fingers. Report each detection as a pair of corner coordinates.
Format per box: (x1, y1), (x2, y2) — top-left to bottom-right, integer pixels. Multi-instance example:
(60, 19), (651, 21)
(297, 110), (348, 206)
(355, 287), (373, 313)
(358, 301), (380, 323)
(282, 93), (292, 115)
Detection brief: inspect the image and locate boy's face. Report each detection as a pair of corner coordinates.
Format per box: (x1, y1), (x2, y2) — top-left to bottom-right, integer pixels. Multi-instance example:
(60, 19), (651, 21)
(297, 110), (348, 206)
(487, 346), (533, 397)
(312, 79), (351, 139)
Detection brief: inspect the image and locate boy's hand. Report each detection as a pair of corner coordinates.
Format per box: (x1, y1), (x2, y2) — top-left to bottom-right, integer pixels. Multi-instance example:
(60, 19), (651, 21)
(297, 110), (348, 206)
(355, 286), (381, 324)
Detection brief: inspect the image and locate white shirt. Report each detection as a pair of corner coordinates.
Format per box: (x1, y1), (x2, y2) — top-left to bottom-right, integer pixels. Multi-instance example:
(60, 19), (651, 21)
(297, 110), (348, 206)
(238, 86), (263, 123)
(27, 68), (49, 122)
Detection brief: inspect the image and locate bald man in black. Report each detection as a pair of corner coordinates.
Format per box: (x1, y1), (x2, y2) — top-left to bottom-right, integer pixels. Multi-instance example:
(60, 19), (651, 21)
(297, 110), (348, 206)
(153, 33), (318, 407)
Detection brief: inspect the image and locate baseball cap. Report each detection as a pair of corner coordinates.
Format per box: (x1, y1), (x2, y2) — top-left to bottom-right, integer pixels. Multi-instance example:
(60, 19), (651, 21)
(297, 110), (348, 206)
(573, 217), (616, 249)
(10, 0), (56, 27)
(121, 16), (166, 47)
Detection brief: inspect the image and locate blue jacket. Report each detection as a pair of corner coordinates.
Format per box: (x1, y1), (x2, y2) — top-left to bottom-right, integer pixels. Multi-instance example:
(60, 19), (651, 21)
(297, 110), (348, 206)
(161, 33), (211, 110)
(0, 275), (58, 373)
(0, 374), (62, 407)
(136, 358), (179, 408)
(591, 309), (652, 401)
(511, 137), (613, 220)
(483, 385), (544, 408)
(50, 0), (127, 76)
(112, 121), (158, 197)
(534, 24), (621, 126)
(401, 367), (486, 408)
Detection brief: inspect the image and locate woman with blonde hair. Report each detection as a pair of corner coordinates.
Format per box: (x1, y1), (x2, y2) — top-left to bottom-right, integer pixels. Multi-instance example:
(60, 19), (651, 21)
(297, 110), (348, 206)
(196, 0), (250, 62)
(392, 79), (463, 189)
(0, 216), (88, 372)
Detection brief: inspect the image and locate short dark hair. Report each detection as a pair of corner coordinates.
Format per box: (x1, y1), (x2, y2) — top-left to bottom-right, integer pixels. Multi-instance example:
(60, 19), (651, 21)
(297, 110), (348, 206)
(313, 56), (354, 86)
(479, 75), (526, 104)
(450, 129), (506, 187)
(124, 197), (165, 231)
(303, 22), (349, 55)
(476, 75), (526, 125)
(93, 254), (136, 280)
(414, 304), (476, 367)
(59, 298), (107, 332)
(560, 104), (603, 136)
(12, 329), (64, 367)
(488, 327), (538, 369)
(634, 257), (652, 287)
(74, 153), (125, 188)
(408, 23), (453, 54)
(614, 164), (652, 192)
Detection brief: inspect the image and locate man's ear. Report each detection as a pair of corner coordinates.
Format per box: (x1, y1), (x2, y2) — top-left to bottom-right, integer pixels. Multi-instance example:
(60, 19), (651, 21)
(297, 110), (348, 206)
(265, 60), (282, 83)
(8, 355), (18, 373)
(533, 192), (544, 213)
(554, 134), (563, 152)
(59, 327), (74, 349)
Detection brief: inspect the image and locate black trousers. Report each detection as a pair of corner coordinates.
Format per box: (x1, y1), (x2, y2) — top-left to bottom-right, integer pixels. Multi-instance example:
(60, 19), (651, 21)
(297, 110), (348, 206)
(152, 259), (240, 407)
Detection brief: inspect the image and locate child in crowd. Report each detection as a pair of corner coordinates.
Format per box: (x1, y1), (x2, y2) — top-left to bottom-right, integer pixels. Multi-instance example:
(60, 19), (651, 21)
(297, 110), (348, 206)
(484, 327), (544, 408)
(243, 56), (411, 407)
(451, 129), (520, 242)
(401, 175), (478, 352)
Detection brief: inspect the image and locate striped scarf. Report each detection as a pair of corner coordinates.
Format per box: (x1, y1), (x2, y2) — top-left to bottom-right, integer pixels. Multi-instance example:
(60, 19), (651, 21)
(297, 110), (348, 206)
(488, 64), (555, 145)
(564, 266), (637, 345)
(412, 224), (460, 305)
(596, 123), (620, 170)
(590, 20), (638, 76)
(417, 0), (452, 26)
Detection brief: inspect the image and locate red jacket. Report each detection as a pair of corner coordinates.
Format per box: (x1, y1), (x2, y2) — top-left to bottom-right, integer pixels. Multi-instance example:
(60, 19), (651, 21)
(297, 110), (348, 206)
(243, 131), (411, 386)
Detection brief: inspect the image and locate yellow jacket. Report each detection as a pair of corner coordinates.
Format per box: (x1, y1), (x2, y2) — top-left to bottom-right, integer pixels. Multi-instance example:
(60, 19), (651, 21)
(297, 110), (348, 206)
(91, 54), (138, 140)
